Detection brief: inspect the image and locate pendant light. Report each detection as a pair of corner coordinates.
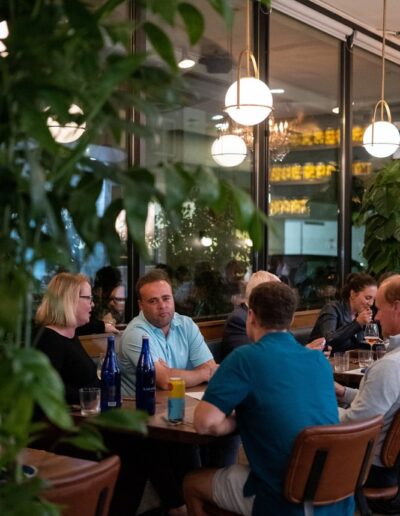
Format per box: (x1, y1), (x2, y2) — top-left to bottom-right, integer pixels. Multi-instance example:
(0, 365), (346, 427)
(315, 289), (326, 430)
(211, 133), (247, 167)
(363, 0), (400, 158)
(47, 104), (86, 144)
(224, 0), (273, 126)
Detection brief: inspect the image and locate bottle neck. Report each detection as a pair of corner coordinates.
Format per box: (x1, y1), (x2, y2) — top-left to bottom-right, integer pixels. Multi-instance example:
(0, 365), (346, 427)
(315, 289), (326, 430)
(107, 337), (115, 355)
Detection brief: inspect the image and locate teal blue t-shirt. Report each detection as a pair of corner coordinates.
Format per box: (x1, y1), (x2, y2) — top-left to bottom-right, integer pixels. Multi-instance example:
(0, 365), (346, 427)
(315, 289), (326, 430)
(203, 331), (354, 515)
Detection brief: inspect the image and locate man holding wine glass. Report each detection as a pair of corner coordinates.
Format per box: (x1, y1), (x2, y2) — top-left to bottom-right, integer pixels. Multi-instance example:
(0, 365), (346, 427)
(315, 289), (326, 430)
(335, 274), (400, 511)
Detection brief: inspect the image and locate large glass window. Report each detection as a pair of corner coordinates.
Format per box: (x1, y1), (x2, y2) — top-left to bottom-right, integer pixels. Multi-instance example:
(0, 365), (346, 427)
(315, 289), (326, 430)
(351, 47), (400, 272)
(267, 12), (342, 309)
(143, 1), (253, 319)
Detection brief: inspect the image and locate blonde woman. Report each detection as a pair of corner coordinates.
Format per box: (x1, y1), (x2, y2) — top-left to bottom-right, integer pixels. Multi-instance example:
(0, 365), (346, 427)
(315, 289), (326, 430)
(35, 272), (99, 404)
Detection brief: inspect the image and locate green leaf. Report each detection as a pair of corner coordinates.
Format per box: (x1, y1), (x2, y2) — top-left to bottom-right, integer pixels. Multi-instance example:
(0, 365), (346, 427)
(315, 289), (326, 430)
(207, 0), (234, 28)
(143, 22), (177, 69)
(61, 424), (107, 454)
(88, 407), (149, 434)
(178, 4), (205, 45)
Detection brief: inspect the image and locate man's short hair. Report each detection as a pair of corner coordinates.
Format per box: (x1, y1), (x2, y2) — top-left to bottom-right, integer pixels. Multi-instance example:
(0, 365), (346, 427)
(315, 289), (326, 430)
(249, 282), (297, 329)
(244, 270), (280, 302)
(381, 274), (400, 305)
(136, 269), (172, 299)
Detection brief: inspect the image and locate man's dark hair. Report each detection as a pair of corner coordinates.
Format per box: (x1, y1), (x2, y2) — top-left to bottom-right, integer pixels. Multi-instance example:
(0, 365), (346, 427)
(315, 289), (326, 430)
(136, 269), (172, 299)
(249, 282), (297, 329)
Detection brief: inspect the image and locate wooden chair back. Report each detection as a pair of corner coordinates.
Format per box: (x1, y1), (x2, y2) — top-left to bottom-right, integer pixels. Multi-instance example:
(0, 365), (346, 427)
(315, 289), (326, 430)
(284, 415), (383, 513)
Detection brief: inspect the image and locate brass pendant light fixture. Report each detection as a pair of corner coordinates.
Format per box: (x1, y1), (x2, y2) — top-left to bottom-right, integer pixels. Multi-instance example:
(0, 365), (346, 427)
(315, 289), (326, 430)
(224, 0), (273, 127)
(363, 0), (400, 158)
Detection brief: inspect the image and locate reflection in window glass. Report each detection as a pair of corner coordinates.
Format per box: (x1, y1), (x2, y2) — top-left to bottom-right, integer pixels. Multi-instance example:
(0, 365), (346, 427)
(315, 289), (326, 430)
(143, 0), (253, 319)
(352, 47), (400, 272)
(268, 12), (342, 309)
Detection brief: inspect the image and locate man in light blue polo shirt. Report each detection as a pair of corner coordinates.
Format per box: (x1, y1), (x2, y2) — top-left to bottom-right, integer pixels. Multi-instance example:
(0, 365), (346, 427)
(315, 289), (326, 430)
(120, 268), (218, 395)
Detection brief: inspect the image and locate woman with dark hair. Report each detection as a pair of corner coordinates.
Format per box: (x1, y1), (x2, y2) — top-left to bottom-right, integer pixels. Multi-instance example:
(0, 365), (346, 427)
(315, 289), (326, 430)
(309, 272), (377, 353)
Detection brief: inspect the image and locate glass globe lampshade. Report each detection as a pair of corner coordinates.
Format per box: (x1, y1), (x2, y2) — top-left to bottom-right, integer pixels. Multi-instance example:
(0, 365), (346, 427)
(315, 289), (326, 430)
(363, 121), (400, 158)
(115, 209), (128, 241)
(211, 134), (247, 167)
(225, 77), (273, 126)
(47, 104), (86, 144)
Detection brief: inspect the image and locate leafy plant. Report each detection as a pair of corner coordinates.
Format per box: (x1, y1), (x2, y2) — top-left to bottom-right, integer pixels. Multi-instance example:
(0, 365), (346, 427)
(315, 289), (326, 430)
(357, 160), (400, 276)
(0, 0), (269, 513)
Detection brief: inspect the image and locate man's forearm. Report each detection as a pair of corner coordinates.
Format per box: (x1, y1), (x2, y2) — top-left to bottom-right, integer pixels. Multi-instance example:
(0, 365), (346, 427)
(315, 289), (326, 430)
(155, 365), (209, 390)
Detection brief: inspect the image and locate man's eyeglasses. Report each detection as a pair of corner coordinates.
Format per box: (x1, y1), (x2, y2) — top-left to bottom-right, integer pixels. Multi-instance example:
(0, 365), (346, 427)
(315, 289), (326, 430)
(109, 297), (126, 303)
(79, 295), (94, 301)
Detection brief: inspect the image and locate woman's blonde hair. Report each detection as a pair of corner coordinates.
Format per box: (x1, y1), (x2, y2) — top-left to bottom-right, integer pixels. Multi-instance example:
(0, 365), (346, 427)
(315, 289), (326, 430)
(245, 270), (280, 303)
(35, 272), (90, 328)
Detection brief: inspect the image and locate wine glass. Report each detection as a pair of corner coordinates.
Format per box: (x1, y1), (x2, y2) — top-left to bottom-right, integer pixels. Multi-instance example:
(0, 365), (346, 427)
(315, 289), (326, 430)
(96, 353), (105, 380)
(364, 323), (380, 348)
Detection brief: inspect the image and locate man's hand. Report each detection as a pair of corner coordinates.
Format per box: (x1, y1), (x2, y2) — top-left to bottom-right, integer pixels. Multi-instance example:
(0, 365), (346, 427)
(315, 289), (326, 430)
(195, 361), (219, 382)
(306, 337), (332, 357)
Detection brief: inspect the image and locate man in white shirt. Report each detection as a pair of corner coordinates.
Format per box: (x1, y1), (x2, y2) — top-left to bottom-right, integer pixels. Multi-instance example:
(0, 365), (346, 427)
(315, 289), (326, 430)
(336, 274), (400, 506)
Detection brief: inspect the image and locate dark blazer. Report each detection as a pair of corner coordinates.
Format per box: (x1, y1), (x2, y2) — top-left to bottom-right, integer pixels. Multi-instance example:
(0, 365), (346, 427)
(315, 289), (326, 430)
(222, 303), (250, 358)
(309, 299), (366, 353)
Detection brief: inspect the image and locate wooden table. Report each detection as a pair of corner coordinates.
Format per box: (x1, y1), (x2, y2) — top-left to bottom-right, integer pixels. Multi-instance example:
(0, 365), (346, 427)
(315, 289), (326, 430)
(74, 385), (213, 445)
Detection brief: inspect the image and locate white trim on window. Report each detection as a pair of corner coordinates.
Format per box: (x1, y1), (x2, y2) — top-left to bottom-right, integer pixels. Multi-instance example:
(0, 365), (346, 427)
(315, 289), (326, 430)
(272, 0), (400, 65)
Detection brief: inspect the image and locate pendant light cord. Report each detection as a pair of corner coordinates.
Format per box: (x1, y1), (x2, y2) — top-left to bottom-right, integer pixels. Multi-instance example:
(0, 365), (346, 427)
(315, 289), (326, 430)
(380, 0), (386, 118)
(246, 0), (251, 76)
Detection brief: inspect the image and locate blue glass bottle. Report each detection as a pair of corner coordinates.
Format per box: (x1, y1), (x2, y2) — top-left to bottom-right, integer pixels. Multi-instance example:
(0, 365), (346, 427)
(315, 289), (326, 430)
(136, 335), (156, 415)
(100, 336), (121, 411)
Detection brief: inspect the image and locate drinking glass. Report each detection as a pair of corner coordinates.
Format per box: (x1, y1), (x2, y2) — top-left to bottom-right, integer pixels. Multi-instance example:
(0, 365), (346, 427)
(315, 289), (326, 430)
(334, 352), (349, 373)
(358, 350), (373, 369)
(79, 387), (101, 416)
(364, 323), (380, 348)
(96, 353), (105, 380)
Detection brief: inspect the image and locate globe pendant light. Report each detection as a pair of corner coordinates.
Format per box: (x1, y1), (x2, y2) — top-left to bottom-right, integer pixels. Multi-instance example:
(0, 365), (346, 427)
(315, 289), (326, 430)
(211, 133), (247, 167)
(224, 0), (273, 126)
(47, 104), (86, 144)
(363, 0), (400, 158)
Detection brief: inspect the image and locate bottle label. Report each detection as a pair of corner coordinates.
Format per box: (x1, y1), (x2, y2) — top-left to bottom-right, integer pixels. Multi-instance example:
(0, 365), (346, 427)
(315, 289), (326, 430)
(168, 397), (185, 422)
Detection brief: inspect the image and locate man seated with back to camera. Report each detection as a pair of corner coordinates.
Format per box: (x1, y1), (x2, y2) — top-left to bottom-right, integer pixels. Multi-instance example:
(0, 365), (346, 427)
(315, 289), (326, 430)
(119, 269), (240, 515)
(335, 274), (400, 513)
(183, 282), (354, 516)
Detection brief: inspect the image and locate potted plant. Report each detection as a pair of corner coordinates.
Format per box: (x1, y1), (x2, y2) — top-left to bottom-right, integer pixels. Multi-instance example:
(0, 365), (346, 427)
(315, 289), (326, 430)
(0, 0), (268, 513)
(357, 160), (400, 276)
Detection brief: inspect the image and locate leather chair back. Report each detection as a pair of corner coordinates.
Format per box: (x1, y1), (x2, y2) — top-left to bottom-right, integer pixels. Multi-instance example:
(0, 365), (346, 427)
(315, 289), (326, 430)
(380, 408), (400, 468)
(284, 415), (383, 506)
(41, 454), (120, 516)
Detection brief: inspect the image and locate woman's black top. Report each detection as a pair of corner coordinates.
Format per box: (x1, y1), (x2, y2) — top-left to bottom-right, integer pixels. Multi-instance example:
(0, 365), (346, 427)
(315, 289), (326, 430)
(35, 327), (99, 404)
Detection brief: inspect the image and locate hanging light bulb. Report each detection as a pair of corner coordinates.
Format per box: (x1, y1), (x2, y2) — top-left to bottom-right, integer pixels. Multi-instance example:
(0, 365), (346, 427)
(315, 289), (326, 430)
(211, 134), (247, 167)
(363, 119), (400, 158)
(47, 104), (86, 144)
(224, 0), (273, 126)
(363, 0), (400, 158)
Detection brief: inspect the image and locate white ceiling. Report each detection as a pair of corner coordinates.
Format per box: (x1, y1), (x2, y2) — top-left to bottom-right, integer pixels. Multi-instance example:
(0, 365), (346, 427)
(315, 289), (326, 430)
(312, 0), (400, 42)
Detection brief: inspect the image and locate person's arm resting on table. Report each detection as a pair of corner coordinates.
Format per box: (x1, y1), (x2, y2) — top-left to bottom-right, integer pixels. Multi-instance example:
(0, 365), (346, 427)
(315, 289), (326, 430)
(194, 400), (237, 436)
(155, 358), (218, 390)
